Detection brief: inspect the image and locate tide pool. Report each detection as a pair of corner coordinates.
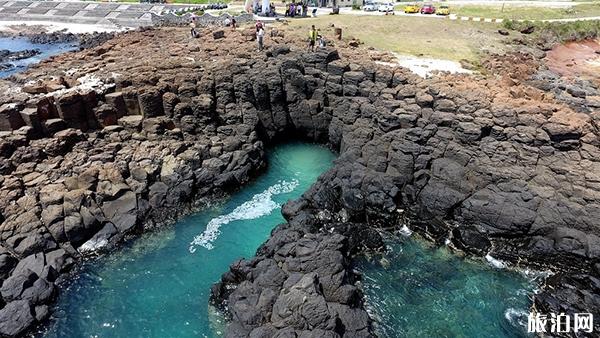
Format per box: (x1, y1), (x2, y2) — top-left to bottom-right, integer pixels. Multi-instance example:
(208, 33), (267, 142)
(41, 142), (536, 338)
(357, 235), (538, 338)
(42, 143), (337, 338)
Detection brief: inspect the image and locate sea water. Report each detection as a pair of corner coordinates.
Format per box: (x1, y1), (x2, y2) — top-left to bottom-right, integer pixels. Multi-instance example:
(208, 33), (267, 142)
(42, 143), (337, 338)
(0, 37), (76, 78)
(42, 143), (535, 338)
(357, 235), (538, 338)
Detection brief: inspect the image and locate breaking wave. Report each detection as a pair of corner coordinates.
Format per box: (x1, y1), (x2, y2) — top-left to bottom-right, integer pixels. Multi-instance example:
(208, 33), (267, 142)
(504, 307), (529, 330)
(188, 179), (299, 252)
(485, 254), (507, 269)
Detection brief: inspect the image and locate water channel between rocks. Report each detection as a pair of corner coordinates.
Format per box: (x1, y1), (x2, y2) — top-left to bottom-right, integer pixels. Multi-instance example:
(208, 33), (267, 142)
(40, 143), (536, 338)
(0, 37), (77, 78)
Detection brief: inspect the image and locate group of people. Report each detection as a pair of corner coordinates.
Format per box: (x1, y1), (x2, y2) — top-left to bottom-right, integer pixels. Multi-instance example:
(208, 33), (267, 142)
(223, 17), (237, 29)
(253, 2), (277, 16)
(189, 16), (238, 38)
(256, 22), (325, 52)
(189, 17), (324, 53)
(285, 2), (308, 17)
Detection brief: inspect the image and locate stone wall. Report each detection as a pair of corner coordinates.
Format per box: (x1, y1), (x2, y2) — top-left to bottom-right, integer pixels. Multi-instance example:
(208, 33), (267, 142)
(151, 12), (254, 27)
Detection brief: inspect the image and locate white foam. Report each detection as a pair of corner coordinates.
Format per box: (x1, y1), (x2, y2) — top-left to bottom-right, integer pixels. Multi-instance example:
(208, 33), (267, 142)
(485, 254), (507, 269)
(188, 179), (299, 252)
(79, 237), (108, 253)
(398, 225), (413, 237)
(504, 308), (528, 328)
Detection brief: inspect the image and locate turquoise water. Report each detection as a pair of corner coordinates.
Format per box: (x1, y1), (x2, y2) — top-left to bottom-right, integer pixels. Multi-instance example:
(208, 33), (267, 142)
(0, 37), (76, 78)
(358, 235), (538, 338)
(41, 142), (536, 338)
(42, 143), (337, 338)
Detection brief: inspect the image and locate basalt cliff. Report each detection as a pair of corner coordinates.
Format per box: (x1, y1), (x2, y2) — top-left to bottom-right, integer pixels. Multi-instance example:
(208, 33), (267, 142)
(0, 27), (598, 337)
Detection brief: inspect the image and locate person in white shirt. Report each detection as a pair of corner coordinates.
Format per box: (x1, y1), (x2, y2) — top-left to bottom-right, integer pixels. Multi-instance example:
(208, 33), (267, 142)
(257, 26), (265, 51)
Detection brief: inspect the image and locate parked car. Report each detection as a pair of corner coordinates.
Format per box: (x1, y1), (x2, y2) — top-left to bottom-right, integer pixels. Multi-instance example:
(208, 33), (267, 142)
(403, 4), (420, 13)
(420, 4), (435, 14)
(378, 2), (394, 12)
(436, 5), (450, 15)
(363, 2), (378, 11)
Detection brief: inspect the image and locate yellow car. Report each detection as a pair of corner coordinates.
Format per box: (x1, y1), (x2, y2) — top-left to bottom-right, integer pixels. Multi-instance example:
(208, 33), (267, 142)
(403, 4), (420, 13)
(436, 5), (450, 15)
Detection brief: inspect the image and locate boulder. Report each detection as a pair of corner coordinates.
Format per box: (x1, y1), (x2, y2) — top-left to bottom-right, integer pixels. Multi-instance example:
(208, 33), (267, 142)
(137, 87), (164, 117)
(118, 115), (143, 131)
(0, 103), (25, 131)
(0, 271), (37, 302)
(100, 191), (138, 232)
(55, 92), (88, 130)
(94, 104), (119, 127)
(104, 91), (127, 117)
(19, 108), (42, 135)
(43, 118), (67, 135)
(213, 30), (225, 39)
(0, 300), (35, 338)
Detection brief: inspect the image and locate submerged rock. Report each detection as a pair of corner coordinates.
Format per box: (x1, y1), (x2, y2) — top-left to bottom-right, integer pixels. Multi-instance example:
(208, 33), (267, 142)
(0, 49), (40, 62)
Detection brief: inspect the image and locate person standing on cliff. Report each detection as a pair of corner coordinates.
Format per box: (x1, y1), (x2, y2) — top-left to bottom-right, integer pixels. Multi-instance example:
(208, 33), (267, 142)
(190, 21), (198, 38)
(257, 25), (265, 51)
(308, 25), (317, 52)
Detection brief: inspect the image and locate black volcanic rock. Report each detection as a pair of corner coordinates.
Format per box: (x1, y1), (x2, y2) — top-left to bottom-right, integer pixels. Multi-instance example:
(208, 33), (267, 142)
(0, 28), (599, 336)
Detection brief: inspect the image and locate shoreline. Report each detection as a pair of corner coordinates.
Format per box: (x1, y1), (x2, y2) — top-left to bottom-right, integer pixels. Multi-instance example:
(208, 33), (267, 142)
(0, 21), (124, 35)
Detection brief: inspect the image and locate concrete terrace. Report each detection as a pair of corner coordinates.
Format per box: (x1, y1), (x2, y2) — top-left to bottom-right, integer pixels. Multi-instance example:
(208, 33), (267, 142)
(0, 1), (195, 28)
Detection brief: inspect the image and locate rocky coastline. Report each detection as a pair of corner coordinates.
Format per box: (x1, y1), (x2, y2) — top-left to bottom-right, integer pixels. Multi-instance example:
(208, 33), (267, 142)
(0, 49), (41, 72)
(0, 27), (599, 337)
(0, 29), (118, 51)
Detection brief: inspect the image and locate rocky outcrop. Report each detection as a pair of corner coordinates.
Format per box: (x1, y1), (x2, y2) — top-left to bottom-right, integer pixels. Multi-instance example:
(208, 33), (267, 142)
(0, 27), (599, 336)
(0, 49), (41, 75)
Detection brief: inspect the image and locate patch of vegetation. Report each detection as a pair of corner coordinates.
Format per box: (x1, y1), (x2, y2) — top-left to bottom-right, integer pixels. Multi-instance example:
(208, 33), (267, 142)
(285, 15), (508, 63)
(453, 3), (600, 21)
(503, 19), (600, 44)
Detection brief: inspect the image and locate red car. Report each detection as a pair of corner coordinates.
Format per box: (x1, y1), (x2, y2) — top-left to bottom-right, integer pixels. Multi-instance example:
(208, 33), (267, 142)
(420, 4), (436, 14)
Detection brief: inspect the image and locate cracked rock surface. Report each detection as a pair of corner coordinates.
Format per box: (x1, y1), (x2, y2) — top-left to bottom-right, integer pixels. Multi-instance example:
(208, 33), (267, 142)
(0, 27), (598, 336)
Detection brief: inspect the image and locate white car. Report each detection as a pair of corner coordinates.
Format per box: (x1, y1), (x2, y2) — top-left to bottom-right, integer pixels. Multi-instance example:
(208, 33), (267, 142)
(378, 2), (394, 12)
(363, 2), (378, 11)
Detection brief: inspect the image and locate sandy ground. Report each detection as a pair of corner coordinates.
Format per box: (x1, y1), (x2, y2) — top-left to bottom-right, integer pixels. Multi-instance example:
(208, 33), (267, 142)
(377, 52), (473, 78)
(0, 21), (125, 34)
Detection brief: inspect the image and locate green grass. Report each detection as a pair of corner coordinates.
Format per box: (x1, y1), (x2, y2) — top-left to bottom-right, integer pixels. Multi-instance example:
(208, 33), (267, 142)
(392, 3), (600, 20)
(453, 3), (600, 21)
(504, 19), (600, 44)
(286, 15), (507, 63)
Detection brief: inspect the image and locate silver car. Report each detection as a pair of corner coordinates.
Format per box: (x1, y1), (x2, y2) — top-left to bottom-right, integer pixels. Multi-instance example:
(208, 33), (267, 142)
(378, 2), (394, 12)
(363, 2), (378, 11)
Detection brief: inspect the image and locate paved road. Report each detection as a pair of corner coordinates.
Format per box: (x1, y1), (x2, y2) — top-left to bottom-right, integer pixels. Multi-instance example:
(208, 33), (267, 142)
(439, 0), (591, 8)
